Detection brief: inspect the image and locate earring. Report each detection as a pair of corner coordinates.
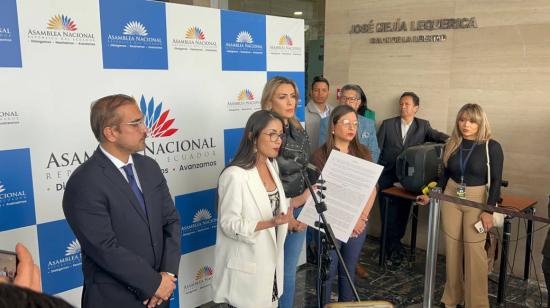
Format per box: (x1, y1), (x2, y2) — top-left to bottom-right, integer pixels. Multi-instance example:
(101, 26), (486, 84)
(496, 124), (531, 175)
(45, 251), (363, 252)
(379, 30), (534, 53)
(332, 131), (335, 134)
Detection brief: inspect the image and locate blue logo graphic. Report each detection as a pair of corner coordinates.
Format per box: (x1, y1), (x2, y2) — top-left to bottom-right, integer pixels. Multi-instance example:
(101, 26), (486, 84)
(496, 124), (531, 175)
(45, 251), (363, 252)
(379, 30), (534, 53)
(0, 149), (35, 231)
(221, 10), (266, 71)
(0, 0), (22, 67)
(267, 71), (305, 121)
(223, 128), (245, 165)
(99, 0), (168, 69)
(37, 219), (83, 294)
(175, 189), (217, 254)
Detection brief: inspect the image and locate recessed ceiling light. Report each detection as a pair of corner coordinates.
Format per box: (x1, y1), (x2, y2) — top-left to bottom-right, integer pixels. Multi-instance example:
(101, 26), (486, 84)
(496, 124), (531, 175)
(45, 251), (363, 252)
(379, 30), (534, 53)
(294, 11), (303, 16)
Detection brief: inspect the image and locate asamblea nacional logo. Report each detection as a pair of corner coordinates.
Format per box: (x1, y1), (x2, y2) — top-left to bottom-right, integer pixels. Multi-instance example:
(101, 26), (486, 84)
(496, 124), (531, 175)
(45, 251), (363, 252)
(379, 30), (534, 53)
(107, 20), (163, 49)
(183, 265), (214, 295)
(269, 33), (302, 56)
(123, 21), (148, 36)
(227, 88), (260, 112)
(65, 240), (81, 256)
(37, 219), (83, 294)
(0, 25), (13, 42)
(0, 181), (28, 207)
(140, 95), (217, 175)
(193, 208), (213, 223)
(0, 110), (20, 126)
(0, 0), (22, 67)
(0, 148), (36, 232)
(99, 0), (168, 69)
(176, 189), (217, 254)
(47, 240), (81, 275)
(27, 14), (96, 46)
(172, 25), (217, 52)
(181, 206), (217, 250)
(225, 29), (263, 55)
(221, 10), (266, 71)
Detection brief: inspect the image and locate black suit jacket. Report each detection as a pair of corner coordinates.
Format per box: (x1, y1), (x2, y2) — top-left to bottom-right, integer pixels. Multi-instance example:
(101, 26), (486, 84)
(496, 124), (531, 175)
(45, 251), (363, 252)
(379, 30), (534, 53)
(63, 148), (181, 308)
(377, 116), (448, 189)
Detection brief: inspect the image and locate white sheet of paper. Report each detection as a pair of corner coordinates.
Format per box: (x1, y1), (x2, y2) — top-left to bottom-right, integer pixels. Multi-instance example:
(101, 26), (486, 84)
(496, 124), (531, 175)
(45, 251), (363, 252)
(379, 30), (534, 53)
(297, 150), (383, 242)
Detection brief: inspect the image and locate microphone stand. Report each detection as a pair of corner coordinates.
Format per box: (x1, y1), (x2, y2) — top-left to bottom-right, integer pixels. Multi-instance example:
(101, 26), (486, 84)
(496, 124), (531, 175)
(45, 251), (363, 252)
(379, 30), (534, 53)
(298, 167), (360, 307)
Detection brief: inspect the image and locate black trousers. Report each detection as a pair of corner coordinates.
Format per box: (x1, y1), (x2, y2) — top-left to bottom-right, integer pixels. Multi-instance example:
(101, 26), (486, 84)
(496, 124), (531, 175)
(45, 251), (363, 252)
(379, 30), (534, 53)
(379, 192), (412, 256)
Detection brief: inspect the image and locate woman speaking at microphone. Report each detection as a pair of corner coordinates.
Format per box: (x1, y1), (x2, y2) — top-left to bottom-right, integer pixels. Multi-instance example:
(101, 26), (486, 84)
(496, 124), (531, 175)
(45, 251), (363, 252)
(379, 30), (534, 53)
(260, 76), (311, 308)
(310, 104), (377, 303)
(417, 103), (503, 308)
(212, 110), (294, 308)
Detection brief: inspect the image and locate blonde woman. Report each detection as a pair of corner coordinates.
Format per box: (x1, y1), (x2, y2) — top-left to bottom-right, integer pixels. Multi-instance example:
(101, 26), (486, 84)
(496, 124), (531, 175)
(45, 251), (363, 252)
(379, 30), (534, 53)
(260, 76), (311, 308)
(418, 103), (503, 308)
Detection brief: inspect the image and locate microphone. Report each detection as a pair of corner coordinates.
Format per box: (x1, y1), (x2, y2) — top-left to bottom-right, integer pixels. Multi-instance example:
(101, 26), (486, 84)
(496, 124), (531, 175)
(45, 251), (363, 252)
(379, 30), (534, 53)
(281, 144), (320, 173)
(291, 155), (320, 173)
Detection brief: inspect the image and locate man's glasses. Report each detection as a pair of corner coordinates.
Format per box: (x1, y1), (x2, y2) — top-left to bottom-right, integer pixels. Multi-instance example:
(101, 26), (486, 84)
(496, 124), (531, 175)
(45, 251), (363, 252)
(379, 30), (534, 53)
(340, 96), (360, 103)
(263, 132), (285, 142)
(336, 119), (359, 128)
(120, 119), (146, 128)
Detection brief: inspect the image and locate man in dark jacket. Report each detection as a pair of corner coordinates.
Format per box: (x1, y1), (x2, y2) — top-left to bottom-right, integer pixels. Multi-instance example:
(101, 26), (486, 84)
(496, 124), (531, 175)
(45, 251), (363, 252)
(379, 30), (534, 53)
(377, 92), (448, 264)
(63, 94), (181, 308)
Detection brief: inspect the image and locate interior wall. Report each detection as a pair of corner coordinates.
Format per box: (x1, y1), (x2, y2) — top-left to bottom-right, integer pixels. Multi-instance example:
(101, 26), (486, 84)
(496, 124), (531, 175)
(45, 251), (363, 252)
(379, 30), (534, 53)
(324, 0), (550, 278)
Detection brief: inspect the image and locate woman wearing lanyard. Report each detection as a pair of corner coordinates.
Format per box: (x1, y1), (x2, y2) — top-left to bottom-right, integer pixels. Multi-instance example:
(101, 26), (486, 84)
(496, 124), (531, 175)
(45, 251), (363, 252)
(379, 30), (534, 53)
(418, 103), (503, 308)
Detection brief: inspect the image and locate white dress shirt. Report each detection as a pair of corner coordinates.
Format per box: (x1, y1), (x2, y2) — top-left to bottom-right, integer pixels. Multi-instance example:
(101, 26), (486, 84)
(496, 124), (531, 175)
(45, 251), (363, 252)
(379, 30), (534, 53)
(100, 146), (143, 191)
(401, 118), (413, 143)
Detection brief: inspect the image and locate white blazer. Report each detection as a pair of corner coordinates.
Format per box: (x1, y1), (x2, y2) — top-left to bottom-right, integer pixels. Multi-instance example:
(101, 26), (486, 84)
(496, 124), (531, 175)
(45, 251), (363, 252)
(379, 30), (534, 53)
(212, 159), (289, 308)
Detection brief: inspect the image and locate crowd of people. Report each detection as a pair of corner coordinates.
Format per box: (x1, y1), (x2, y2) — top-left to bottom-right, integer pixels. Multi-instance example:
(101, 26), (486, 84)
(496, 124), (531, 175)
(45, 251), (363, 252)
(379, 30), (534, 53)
(0, 75), (514, 308)
(213, 75), (505, 308)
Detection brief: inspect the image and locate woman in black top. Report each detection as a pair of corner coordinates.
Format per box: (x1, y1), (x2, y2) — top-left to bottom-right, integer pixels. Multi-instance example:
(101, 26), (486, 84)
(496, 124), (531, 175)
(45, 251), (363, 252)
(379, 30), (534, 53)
(260, 76), (311, 308)
(418, 103), (503, 308)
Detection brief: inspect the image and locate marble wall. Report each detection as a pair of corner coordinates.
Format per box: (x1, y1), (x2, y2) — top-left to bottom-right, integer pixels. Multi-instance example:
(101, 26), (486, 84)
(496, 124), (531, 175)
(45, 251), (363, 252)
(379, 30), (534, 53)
(324, 0), (550, 278)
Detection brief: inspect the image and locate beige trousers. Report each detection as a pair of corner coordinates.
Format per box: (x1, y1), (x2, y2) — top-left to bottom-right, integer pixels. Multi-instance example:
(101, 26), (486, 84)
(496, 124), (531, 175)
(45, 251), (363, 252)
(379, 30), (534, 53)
(440, 179), (489, 308)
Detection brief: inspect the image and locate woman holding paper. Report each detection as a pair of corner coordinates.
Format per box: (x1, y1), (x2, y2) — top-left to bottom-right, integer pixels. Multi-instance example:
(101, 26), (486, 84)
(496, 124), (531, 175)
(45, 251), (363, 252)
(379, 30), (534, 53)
(310, 104), (377, 303)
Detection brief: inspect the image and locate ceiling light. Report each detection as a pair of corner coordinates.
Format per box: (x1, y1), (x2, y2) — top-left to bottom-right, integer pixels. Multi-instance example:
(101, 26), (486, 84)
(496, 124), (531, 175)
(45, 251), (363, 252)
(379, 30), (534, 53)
(293, 11), (303, 16)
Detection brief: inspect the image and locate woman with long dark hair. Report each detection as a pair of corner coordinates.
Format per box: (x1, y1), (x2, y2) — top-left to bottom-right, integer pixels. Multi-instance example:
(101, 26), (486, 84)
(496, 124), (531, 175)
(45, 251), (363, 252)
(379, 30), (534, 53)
(212, 110), (293, 308)
(311, 104), (377, 303)
(260, 76), (311, 308)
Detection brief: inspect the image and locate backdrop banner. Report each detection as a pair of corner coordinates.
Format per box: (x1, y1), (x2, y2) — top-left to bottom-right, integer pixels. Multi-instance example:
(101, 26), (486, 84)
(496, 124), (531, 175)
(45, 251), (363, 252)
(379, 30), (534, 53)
(0, 1), (304, 307)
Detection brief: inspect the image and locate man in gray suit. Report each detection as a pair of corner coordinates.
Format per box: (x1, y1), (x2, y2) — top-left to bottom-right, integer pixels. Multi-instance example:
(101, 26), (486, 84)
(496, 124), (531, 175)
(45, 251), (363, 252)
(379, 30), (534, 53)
(63, 94), (181, 308)
(377, 92), (448, 265)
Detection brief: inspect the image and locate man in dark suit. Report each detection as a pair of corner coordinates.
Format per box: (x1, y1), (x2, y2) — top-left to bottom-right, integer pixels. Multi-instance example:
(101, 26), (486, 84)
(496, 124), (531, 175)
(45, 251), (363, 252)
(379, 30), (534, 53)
(377, 92), (448, 265)
(63, 94), (181, 308)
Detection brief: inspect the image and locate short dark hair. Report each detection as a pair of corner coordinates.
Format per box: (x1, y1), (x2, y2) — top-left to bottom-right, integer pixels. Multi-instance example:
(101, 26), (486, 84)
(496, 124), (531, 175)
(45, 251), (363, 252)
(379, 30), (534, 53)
(311, 75), (329, 89)
(90, 94), (136, 143)
(0, 283), (74, 308)
(400, 91), (420, 106)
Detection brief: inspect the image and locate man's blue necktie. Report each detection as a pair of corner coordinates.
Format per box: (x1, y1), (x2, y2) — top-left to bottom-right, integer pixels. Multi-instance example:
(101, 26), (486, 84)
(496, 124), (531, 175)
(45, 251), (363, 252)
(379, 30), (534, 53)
(122, 163), (147, 215)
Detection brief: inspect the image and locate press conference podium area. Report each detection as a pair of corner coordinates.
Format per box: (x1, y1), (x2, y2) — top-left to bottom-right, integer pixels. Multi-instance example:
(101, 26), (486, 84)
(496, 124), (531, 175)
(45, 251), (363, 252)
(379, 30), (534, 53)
(378, 185), (537, 305)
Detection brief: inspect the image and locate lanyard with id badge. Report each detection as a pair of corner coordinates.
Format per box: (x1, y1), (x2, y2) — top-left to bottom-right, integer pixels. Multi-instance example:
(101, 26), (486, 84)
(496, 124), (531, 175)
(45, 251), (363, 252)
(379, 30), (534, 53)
(457, 143), (476, 199)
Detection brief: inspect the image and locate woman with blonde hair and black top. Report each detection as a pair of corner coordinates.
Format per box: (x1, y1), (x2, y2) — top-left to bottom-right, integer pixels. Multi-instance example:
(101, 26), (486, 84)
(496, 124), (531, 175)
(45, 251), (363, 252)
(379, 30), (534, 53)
(260, 76), (312, 308)
(418, 103), (503, 308)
